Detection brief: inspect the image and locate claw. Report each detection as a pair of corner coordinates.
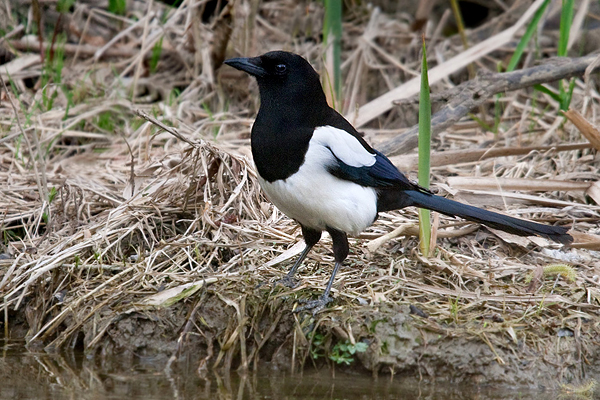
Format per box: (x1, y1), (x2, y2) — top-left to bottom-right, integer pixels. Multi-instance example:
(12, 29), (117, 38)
(294, 295), (333, 315)
(275, 274), (300, 289)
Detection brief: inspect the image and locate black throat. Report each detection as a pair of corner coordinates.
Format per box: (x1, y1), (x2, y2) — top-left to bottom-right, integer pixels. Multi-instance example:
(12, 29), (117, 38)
(251, 75), (330, 182)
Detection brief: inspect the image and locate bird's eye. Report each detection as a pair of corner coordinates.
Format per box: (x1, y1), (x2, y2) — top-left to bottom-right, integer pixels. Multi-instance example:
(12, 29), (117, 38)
(275, 64), (287, 73)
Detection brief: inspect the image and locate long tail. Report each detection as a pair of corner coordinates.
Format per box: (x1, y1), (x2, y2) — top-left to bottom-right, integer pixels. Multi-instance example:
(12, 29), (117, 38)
(383, 189), (572, 244)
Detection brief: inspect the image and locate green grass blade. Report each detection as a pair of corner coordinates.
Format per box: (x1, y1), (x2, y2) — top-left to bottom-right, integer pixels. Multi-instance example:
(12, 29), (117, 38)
(562, 77), (576, 111)
(323, 0), (342, 107)
(469, 113), (493, 132)
(418, 37), (432, 257)
(108, 0), (126, 16)
(506, 0), (550, 72)
(533, 84), (561, 102)
(558, 0), (574, 57)
(496, 0), (549, 134)
(557, 0), (574, 110)
(56, 0), (75, 13)
(149, 36), (164, 74)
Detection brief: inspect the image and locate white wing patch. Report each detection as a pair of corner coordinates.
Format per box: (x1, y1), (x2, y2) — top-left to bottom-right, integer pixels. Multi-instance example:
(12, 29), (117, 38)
(312, 126), (375, 168)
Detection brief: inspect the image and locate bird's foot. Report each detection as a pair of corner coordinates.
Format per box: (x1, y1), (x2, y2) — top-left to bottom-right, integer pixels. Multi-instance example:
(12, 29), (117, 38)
(294, 295), (333, 315)
(275, 274), (300, 289)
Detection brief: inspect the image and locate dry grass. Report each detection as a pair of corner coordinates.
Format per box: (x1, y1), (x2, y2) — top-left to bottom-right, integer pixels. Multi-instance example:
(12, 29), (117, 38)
(0, 0), (599, 387)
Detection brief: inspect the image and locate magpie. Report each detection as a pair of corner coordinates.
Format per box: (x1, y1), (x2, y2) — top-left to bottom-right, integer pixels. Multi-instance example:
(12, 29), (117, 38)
(224, 51), (573, 313)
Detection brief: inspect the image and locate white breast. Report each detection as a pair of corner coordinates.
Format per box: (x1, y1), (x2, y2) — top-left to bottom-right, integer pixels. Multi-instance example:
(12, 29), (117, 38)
(258, 126), (378, 235)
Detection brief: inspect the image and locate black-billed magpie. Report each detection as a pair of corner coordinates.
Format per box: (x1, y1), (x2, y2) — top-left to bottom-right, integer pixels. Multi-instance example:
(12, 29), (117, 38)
(224, 51), (573, 313)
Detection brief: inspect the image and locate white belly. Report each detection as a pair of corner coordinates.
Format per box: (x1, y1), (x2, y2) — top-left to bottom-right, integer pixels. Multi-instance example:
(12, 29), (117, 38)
(258, 144), (378, 235)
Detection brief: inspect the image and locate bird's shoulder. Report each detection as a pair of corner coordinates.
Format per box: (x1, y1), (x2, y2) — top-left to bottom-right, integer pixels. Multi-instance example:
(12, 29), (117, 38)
(317, 109), (375, 153)
(315, 110), (417, 190)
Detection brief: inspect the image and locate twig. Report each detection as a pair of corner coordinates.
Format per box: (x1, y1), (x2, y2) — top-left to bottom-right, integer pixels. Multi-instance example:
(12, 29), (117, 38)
(391, 142), (592, 171)
(0, 24), (24, 46)
(563, 109), (600, 151)
(10, 38), (168, 61)
(366, 224), (480, 253)
(380, 53), (600, 156)
(133, 108), (196, 146)
(366, 224), (416, 253)
(121, 134), (136, 199)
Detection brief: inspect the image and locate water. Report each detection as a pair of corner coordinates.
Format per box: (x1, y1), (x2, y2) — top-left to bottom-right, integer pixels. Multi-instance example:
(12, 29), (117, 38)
(0, 342), (548, 399)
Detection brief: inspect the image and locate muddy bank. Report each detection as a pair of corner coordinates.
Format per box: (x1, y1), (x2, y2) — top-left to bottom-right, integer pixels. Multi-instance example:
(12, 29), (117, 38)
(5, 279), (598, 391)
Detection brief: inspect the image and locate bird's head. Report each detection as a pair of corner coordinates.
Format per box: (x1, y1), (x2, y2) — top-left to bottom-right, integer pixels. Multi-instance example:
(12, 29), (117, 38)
(224, 51), (326, 107)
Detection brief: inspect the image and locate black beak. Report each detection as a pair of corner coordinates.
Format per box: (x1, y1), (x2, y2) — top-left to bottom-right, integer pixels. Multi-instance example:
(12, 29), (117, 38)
(223, 57), (266, 78)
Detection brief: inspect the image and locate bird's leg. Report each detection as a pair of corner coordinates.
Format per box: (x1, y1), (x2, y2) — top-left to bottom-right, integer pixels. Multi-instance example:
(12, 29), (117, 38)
(276, 244), (313, 288)
(295, 228), (348, 314)
(276, 226), (321, 288)
(295, 261), (341, 313)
